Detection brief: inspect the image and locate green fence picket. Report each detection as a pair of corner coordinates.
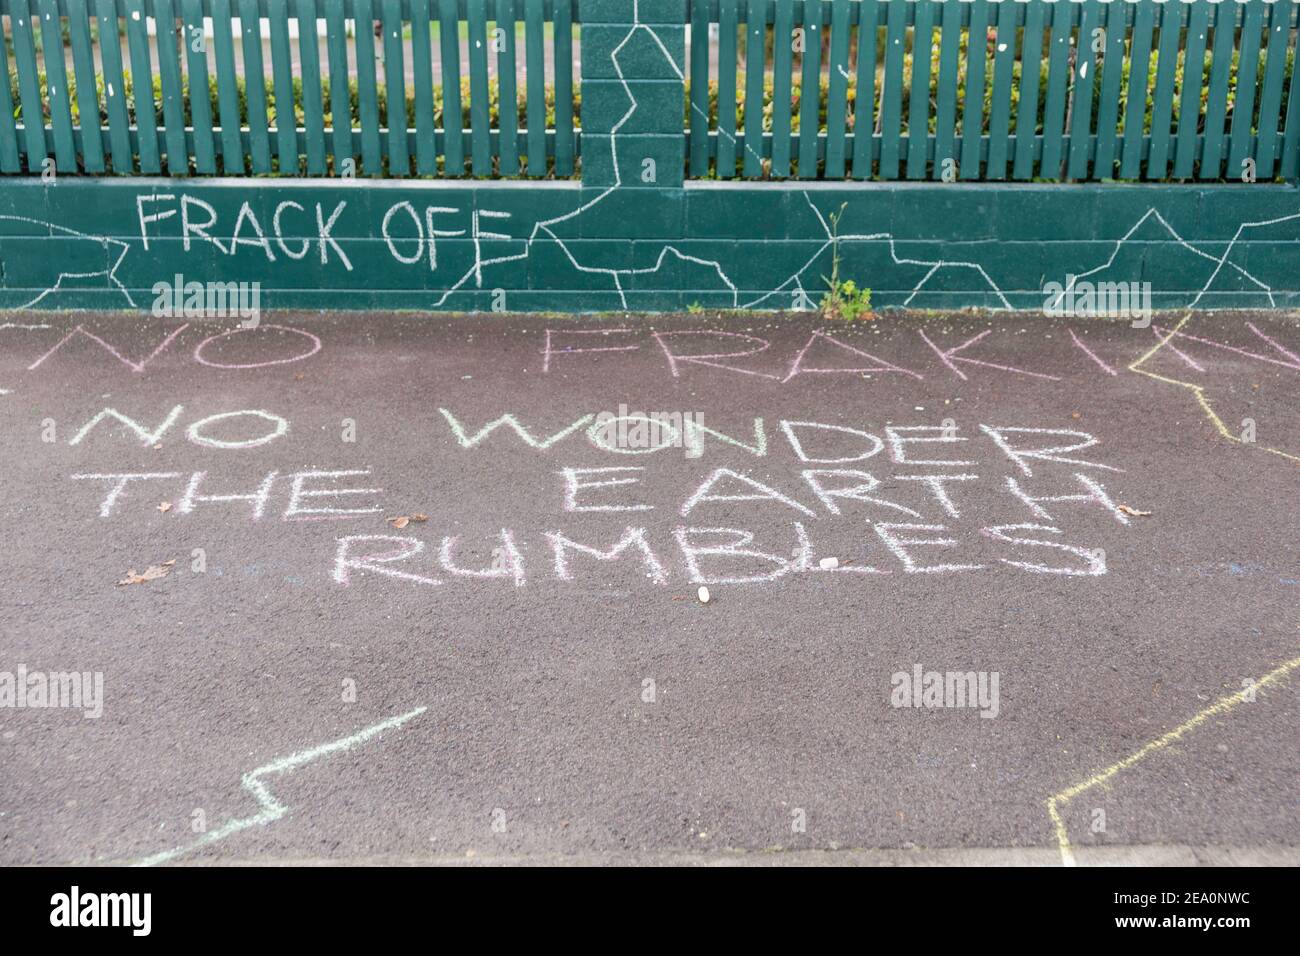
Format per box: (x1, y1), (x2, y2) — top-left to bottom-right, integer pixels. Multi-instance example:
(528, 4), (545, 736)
(36, 0), (77, 172)
(380, 0), (408, 175)
(0, 24), (19, 172)
(744, 0), (768, 177)
(985, 0), (1018, 181)
(181, 0), (217, 173)
(905, 0), (934, 180)
(324, 0), (354, 172)
(719, 0), (740, 178)
(498, 0), (521, 175)
(267, 0), (299, 173)
(1119, 0), (1155, 181)
(1090, 0), (1126, 180)
(1254, 0), (1294, 180)
(1039, 0), (1073, 179)
(931, 0), (959, 181)
(1173, 1), (1210, 178)
(877, 0), (906, 179)
(353, 0), (383, 175)
(524, 0), (546, 175)
(959, 0), (989, 179)
(95, 0), (135, 173)
(553, 0), (575, 176)
(1227, 0), (1266, 178)
(123, 0), (159, 173)
(468, 0), (493, 175)
(689, 0), (711, 175)
(154, 0), (191, 174)
(1013, 0), (1046, 180)
(410, 0), (438, 173)
(1066, 0), (1100, 180)
(1284, 34), (1300, 181)
(1147, 0), (1183, 178)
(296, 0), (328, 174)
(852, 0), (881, 179)
(64, 0), (105, 173)
(770, 0), (795, 178)
(823, 0), (851, 179)
(9, 0), (46, 168)
(439, 0), (465, 174)
(211, 0), (245, 174)
(239, 0), (273, 173)
(1198, 0), (1236, 179)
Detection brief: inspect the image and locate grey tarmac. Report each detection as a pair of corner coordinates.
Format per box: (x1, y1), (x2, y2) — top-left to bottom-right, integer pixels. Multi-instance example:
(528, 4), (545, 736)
(0, 309), (1296, 866)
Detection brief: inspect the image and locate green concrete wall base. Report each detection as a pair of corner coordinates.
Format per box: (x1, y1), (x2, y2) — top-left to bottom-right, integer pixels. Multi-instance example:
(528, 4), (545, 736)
(1, 178), (1297, 312)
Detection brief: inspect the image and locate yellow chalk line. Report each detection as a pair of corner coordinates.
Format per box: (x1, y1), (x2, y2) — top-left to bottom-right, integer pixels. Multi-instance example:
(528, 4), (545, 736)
(1047, 319), (1300, 863)
(1128, 313), (1300, 465)
(1046, 654), (1300, 866)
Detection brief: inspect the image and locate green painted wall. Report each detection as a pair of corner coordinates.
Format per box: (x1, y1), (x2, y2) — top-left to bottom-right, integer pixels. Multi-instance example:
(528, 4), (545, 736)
(3, 177), (1298, 312)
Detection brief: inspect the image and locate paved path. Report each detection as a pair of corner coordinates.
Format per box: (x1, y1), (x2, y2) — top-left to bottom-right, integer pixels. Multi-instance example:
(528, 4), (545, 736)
(0, 310), (1297, 865)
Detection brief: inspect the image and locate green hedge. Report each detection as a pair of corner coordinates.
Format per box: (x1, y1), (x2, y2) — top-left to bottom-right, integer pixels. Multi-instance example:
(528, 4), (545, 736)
(10, 71), (576, 134)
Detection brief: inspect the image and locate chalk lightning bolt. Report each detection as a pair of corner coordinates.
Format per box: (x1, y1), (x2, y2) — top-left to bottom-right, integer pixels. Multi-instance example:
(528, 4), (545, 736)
(132, 706), (427, 866)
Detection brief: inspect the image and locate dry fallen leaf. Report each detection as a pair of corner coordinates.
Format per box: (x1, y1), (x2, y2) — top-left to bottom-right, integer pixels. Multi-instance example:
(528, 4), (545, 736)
(157, 502), (172, 513)
(1118, 505), (1152, 517)
(387, 515), (410, 529)
(410, 513), (428, 523)
(117, 564), (173, 586)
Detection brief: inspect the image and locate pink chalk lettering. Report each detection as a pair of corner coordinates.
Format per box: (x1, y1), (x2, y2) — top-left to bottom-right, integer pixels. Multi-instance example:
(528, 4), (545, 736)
(193, 325), (322, 370)
(28, 324), (189, 373)
(653, 330), (780, 380)
(541, 328), (639, 373)
(782, 331), (923, 383)
(918, 329), (1060, 382)
(1068, 329), (1118, 376)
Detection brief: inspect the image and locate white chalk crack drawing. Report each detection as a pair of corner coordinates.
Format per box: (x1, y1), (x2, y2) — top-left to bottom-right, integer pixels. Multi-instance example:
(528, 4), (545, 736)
(0, 215), (137, 309)
(131, 706), (426, 866)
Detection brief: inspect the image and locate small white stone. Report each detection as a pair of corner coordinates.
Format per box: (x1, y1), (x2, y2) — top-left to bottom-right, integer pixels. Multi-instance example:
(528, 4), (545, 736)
(697, 586), (711, 604)
(819, 557), (840, 571)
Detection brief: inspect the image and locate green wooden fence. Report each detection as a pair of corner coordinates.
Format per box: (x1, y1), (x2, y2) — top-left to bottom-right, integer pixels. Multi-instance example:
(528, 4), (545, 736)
(3, 0), (1300, 182)
(0, 0), (578, 176)
(689, 0), (1300, 182)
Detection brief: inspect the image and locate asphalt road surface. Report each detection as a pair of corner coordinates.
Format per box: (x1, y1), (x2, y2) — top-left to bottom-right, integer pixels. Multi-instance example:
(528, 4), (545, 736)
(1, 309), (1297, 866)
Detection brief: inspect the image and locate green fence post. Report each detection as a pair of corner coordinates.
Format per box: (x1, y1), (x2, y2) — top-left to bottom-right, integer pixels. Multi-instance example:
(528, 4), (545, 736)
(579, 0), (686, 189)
